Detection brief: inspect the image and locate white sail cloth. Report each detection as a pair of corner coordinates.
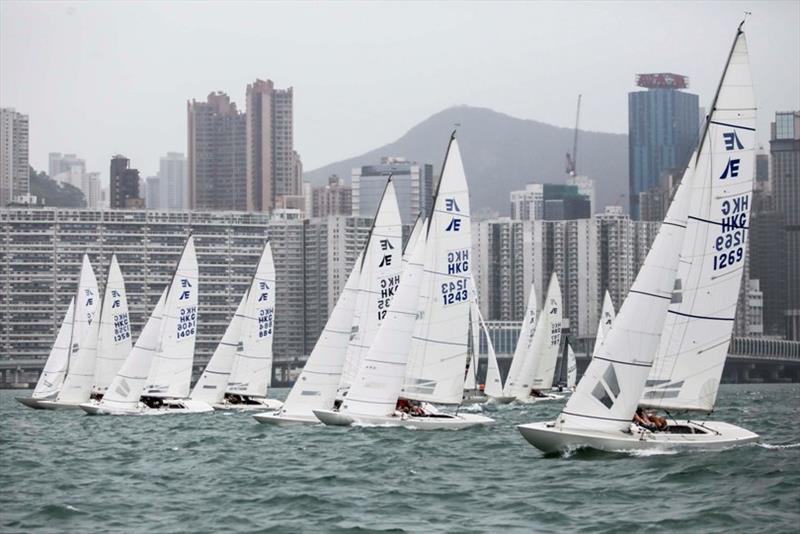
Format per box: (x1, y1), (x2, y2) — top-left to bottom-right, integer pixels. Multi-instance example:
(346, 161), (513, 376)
(92, 254), (133, 395)
(31, 298), (75, 400)
(592, 290), (615, 358)
(528, 273), (563, 391)
(503, 281), (538, 397)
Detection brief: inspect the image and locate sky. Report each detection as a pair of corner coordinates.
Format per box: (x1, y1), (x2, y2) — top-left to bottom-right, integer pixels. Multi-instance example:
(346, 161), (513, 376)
(1, 1), (798, 184)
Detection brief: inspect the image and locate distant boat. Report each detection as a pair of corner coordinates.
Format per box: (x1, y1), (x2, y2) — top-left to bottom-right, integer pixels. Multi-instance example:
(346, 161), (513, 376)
(592, 290), (616, 358)
(17, 254), (98, 410)
(192, 241), (282, 411)
(314, 134), (494, 429)
(255, 180), (405, 425)
(81, 236), (212, 415)
(461, 281), (503, 404)
(518, 22), (759, 453)
(552, 337), (577, 394)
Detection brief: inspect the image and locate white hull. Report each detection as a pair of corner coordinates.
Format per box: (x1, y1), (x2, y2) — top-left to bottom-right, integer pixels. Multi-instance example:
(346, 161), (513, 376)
(313, 409), (495, 430)
(213, 398), (283, 412)
(461, 392), (489, 405)
(487, 396), (516, 405)
(80, 398), (214, 416)
(253, 412), (320, 426)
(517, 420), (759, 454)
(515, 393), (564, 404)
(16, 397), (82, 410)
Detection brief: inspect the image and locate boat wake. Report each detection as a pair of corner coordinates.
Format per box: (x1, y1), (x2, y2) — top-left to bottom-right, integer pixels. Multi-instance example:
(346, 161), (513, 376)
(757, 442), (800, 450)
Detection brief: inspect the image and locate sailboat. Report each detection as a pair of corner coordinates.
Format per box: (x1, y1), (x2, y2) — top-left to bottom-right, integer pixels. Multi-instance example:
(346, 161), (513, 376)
(494, 281), (538, 404)
(461, 283), (504, 405)
(592, 290), (616, 358)
(505, 273), (564, 403)
(193, 242), (283, 410)
(314, 134), (494, 429)
(17, 254), (99, 410)
(553, 337), (577, 393)
(254, 182), (406, 425)
(518, 22), (759, 452)
(81, 236), (212, 415)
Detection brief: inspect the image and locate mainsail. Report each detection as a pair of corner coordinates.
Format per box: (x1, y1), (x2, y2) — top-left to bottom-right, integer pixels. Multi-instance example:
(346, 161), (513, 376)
(338, 180), (403, 391)
(92, 254), (133, 395)
(31, 298), (75, 400)
(567, 342), (577, 390)
(503, 281), (538, 397)
(402, 136), (472, 405)
(592, 290), (615, 358)
(642, 25), (755, 412)
(528, 273), (563, 391)
(227, 242), (277, 398)
(143, 236), (199, 398)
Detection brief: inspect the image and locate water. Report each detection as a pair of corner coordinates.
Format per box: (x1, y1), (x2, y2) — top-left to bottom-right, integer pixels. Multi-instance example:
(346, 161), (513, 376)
(2, 384), (798, 533)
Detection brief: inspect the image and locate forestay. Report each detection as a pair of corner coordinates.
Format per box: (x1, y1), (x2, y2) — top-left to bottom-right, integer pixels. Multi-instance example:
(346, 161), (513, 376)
(338, 180), (403, 391)
(559, 158), (694, 433)
(31, 298), (75, 400)
(99, 289), (167, 412)
(190, 292), (248, 404)
(402, 136), (472, 405)
(144, 236), (199, 398)
(227, 242), (277, 398)
(642, 27), (755, 412)
(503, 281), (538, 398)
(92, 254), (133, 395)
(279, 253), (362, 418)
(592, 290), (616, 358)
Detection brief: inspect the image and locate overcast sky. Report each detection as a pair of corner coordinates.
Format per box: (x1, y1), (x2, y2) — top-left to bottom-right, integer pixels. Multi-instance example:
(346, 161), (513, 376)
(2, 1), (798, 183)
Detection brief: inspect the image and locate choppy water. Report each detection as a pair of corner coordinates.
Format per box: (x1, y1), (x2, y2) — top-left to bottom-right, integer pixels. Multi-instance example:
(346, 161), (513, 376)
(1, 384), (799, 533)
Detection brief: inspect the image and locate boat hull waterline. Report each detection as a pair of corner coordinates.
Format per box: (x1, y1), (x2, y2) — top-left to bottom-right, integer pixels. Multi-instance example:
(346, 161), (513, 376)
(252, 412), (320, 426)
(79, 399), (214, 416)
(313, 409), (495, 430)
(213, 398), (283, 412)
(517, 420), (759, 454)
(15, 397), (82, 410)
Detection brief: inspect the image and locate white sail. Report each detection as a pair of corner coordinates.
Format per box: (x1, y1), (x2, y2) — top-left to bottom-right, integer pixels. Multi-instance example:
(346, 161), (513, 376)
(54, 255), (100, 403)
(503, 281), (538, 397)
(592, 290), (616, 358)
(403, 215), (424, 266)
(338, 180), (403, 391)
(340, 224), (427, 418)
(31, 298), (75, 400)
(144, 236), (199, 398)
(92, 255), (133, 395)
(558, 159), (694, 433)
(190, 292), (248, 404)
(528, 273), (563, 391)
(227, 242), (277, 398)
(567, 343), (577, 390)
(402, 137), (472, 404)
(99, 289), (167, 412)
(463, 298), (480, 391)
(278, 252), (363, 418)
(476, 300), (503, 398)
(642, 29), (755, 412)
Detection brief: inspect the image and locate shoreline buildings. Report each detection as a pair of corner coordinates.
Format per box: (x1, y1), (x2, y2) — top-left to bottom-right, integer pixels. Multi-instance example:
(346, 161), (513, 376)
(352, 157), (433, 226)
(0, 108), (30, 207)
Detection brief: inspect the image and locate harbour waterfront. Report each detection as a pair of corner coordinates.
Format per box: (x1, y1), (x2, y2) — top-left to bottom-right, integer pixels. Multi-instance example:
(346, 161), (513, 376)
(1, 384), (798, 533)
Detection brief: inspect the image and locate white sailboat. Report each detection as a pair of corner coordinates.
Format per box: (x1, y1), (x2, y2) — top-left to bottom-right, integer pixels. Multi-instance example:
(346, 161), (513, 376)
(92, 254), (133, 399)
(509, 273), (564, 403)
(461, 284), (504, 404)
(216, 242), (282, 410)
(255, 184), (409, 426)
(82, 236), (211, 415)
(496, 281), (538, 404)
(553, 339), (577, 393)
(461, 294), (485, 404)
(17, 254), (99, 410)
(314, 135), (494, 429)
(519, 22), (758, 453)
(337, 179), (403, 398)
(592, 290), (616, 358)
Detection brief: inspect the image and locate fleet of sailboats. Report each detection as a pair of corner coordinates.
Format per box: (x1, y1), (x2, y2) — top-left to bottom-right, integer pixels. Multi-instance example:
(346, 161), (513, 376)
(16, 21), (764, 454)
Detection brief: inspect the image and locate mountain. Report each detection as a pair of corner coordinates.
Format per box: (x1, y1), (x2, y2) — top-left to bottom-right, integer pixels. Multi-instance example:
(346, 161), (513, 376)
(303, 106), (628, 216)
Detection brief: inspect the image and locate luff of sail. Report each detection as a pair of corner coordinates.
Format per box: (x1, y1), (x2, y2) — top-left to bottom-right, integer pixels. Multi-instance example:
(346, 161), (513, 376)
(558, 156), (694, 433)
(92, 254), (133, 396)
(338, 180), (403, 391)
(567, 343), (577, 390)
(99, 289), (168, 412)
(402, 136), (472, 405)
(31, 298), (75, 400)
(592, 290), (615, 358)
(463, 296), (480, 392)
(227, 241), (277, 398)
(503, 281), (538, 397)
(143, 236), (199, 398)
(278, 252), (363, 418)
(642, 26), (755, 412)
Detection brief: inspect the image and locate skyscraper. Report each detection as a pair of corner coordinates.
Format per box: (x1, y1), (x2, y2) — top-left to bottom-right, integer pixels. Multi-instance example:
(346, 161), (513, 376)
(352, 157), (433, 225)
(628, 73), (699, 219)
(158, 152), (187, 210)
(187, 92), (247, 211)
(109, 155), (142, 209)
(245, 79), (297, 213)
(0, 108), (29, 206)
(312, 175), (352, 217)
(770, 111), (800, 339)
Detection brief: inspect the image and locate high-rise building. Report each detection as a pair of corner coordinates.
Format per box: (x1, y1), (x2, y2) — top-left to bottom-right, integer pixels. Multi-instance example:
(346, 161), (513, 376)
(158, 152), (187, 210)
(770, 111), (800, 339)
(510, 183), (591, 221)
(145, 176), (161, 209)
(510, 184), (543, 220)
(312, 175), (352, 217)
(187, 92), (247, 211)
(755, 150), (770, 192)
(48, 153), (85, 184)
(0, 108), (30, 206)
(750, 207), (787, 336)
(109, 155), (142, 209)
(81, 172), (102, 209)
(628, 73), (699, 219)
(566, 175), (596, 215)
(352, 157), (433, 226)
(245, 79), (298, 213)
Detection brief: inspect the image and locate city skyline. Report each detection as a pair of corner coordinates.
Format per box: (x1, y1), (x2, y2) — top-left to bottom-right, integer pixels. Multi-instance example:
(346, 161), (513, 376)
(1, 2), (798, 184)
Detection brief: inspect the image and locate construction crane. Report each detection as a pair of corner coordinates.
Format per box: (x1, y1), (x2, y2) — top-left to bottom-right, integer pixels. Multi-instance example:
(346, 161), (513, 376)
(565, 94), (582, 176)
